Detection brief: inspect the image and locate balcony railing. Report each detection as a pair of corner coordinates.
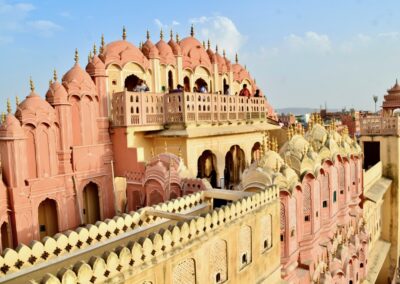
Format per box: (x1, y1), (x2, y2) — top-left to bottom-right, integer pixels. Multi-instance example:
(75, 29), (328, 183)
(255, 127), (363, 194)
(111, 91), (272, 128)
(360, 116), (400, 136)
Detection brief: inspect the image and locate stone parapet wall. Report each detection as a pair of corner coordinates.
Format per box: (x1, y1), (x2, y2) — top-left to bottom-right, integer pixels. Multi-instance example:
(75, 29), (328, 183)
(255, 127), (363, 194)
(1, 186), (279, 283)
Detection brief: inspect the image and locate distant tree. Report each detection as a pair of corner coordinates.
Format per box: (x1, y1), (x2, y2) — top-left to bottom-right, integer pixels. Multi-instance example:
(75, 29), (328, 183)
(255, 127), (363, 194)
(373, 95), (378, 113)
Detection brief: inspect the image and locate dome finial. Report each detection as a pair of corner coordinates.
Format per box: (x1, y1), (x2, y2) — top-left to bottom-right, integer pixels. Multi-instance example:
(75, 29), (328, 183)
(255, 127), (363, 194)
(160, 28), (163, 40)
(88, 51), (92, 63)
(170, 29), (173, 39)
(15, 96), (19, 108)
(176, 33), (180, 43)
(53, 69), (57, 82)
(215, 45), (218, 53)
(93, 43), (97, 55)
(207, 39), (210, 49)
(202, 40), (205, 48)
(100, 34), (105, 53)
(235, 53), (238, 64)
(6, 98), (11, 114)
(74, 48), (79, 64)
(146, 30), (150, 40)
(122, 26), (127, 40)
(164, 140), (168, 152)
(223, 49), (226, 57)
(29, 76), (35, 92)
(190, 24), (194, 37)
(1, 112), (5, 124)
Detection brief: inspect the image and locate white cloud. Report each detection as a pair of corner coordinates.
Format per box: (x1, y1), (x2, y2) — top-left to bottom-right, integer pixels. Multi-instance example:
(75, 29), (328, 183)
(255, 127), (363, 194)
(154, 18), (180, 31)
(285, 31), (331, 53)
(59, 11), (71, 18)
(378, 31), (399, 39)
(189, 16), (245, 58)
(28, 20), (61, 37)
(0, 1), (61, 41)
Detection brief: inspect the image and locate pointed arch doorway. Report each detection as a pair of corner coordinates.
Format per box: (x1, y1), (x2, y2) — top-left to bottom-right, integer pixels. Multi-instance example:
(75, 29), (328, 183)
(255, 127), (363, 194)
(38, 198), (59, 239)
(82, 182), (101, 224)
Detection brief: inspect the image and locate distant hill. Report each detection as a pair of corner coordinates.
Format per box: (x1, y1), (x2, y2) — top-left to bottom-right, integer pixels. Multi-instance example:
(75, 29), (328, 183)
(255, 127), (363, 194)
(276, 107), (339, 115)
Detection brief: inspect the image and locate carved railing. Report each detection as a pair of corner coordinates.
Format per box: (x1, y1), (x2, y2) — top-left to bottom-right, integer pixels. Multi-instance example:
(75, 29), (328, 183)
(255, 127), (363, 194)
(360, 116), (400, 136)
(111, 91), (270, 128)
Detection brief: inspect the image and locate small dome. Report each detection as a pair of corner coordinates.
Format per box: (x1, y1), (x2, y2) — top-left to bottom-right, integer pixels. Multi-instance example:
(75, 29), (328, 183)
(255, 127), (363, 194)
(259, 150), (285, 172)
(206, 48), (217, 64)
(86, 55), (106, 76)
(215, 53), (228, 74)
(147, 153), (181, 171)
(17, 91), (54, 115)
(168, 38), (181, 56)
(142, 39), (159, 59)
(62, 63), (97, 95)
(179, 36), (212, 72)
(0, 113), (23, 137)
(155, 39), (175, 65)
(388, 79), (400, 94)
(232, 63), (252, 82)
(100, 40), (150, 69)
(45, 81), (68, 105)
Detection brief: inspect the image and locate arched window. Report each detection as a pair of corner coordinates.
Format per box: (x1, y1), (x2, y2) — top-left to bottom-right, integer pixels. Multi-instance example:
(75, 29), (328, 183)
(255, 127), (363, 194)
(168, 70), (174, 91)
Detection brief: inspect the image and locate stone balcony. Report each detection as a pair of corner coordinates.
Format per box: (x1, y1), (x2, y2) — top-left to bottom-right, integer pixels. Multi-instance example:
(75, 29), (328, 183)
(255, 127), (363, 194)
(360, 115), (400, 136)
(111, 91), (275, 130)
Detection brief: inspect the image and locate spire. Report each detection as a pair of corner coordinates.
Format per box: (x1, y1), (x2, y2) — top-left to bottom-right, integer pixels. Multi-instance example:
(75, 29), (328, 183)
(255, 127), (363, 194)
(6, 98), (11, 114)
(215, 45), (218, 53)
(190, 24), (194, 37)
(29, 77), (35, 92)
(100, 34), (105, 53)
(207, 39), (211, 50)
(151, 147), (154, 158)
(176, 33), (180, 43)
(49, 79), (52, 86)
(93, 43), (97, 55)
(15, 96), (19, 108)
(202, 41), (205, 48)
(122, 26), (127, 40)
(88, 51), (92, 63)
(223, 49), (226, 57)
(74, 48), (79, 64)
(235, 53), (238, 64)
(178, 146), (182, 159)
(1, 112), (5, 124)
(170, 29), (173, 39)
(146, 30), (150, 40)
(164, 140), (168, 152)
(160, 28), (163, 40)
(53, 69), (57, 82)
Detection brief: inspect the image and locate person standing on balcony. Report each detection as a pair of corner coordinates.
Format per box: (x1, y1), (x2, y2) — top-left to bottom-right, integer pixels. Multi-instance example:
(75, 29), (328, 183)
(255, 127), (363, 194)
(254, 89), (260, 97)
(239, 84), (251, 98)
(200, 85), (207, 93)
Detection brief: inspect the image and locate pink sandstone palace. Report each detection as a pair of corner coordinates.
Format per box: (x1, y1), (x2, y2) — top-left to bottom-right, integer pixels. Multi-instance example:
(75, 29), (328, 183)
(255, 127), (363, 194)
(0, 25), (386, 284)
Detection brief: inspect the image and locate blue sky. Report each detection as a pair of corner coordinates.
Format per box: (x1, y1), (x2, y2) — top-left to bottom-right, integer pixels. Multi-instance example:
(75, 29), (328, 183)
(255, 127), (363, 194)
(1, 0), (400, 112)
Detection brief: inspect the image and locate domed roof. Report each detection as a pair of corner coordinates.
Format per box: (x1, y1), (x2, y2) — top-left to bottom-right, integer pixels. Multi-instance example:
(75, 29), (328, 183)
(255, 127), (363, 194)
(142, 39), (160, 59)
(388, 79), (400, 95)
(259, 150), (285, 172)
(0, 113), (23, 137)
(232, 63), (252, 82)
(100, 40), (150, 69)
(62, 63), (97, 95)
(86, 55), (106, 76)
(206, 47), (217, 64)
(17, 91), (54, 114)
(155, 39), (175, 65)
(168, 37), (182, 56)
(215, 52), (228, 74)
(179, 36), (213, 72)
(45, 80), (68, 105)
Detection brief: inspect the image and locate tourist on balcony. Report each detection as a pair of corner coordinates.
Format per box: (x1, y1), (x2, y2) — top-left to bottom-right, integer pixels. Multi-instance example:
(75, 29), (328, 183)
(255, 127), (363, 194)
(239, 84), (251, 98)
(254, 89), (260, 97)
(200, 85), (207, 93)
(134, 79), (149, 92)
(224, 86), (231, 95)
(193, 86), (198, 93)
